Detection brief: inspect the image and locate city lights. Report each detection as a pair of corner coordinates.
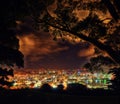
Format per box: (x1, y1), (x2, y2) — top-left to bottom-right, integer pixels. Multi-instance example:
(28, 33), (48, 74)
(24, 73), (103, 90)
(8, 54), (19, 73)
(9, 68), (113, 90)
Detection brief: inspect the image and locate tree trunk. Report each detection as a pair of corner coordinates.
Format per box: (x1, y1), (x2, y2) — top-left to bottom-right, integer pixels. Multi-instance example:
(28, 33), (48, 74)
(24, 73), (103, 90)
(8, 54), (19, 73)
(71, 31), (120, 64)
(102, 0), (120, 21)
(113, 0), (120, 14)
(42, 20), (120, 64)
(104, 46), (120, 64)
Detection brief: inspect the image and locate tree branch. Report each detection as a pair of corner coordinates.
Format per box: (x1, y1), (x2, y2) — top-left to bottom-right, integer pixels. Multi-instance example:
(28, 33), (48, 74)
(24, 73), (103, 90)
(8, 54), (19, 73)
(38, 19), (120, 64)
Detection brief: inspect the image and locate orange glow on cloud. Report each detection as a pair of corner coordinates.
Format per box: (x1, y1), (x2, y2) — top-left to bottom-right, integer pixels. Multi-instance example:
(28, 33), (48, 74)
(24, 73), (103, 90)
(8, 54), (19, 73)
(19, 33), (68, 56)
(18, 32), (69, 68)
(78, 45), (95, 58)
(19, 34), (35, 55)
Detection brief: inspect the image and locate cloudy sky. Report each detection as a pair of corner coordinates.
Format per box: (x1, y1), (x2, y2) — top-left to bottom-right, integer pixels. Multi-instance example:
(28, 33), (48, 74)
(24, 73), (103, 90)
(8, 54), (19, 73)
(18, 32), (95, 70)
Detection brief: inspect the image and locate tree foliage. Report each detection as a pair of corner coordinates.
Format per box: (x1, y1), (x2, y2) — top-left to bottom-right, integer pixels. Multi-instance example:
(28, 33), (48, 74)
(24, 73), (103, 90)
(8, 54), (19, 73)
(38, 0), (120, 64)
(0, 1), (25, 88)
(108, 67), (120, 91)
(0, 28), (24, 88)
(83, 55), (115, 73)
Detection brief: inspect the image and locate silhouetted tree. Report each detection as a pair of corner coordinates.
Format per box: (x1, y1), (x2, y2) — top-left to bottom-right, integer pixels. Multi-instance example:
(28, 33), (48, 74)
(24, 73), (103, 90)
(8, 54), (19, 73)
(101, 0), (120, 21)
(66, 83), (87, 94)
(37, 0), (120, 64)
(108, 67), (120, 91)
(40, 83), (52, 92)
(83, 55), (120, 90)
(83, 55), (115, 73)
(57, 84), (64, 92)
(0, 1), (26, 88)
(0, 29), (24, 88)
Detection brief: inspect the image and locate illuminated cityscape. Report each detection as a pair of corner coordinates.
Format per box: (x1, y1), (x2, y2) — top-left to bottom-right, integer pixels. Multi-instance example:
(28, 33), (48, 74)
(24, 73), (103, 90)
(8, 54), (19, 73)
(10, 68), (113, 90)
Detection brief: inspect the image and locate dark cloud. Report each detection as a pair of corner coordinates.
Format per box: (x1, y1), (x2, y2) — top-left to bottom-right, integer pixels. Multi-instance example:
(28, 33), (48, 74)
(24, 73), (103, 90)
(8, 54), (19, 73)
(25, 42), (88, 69)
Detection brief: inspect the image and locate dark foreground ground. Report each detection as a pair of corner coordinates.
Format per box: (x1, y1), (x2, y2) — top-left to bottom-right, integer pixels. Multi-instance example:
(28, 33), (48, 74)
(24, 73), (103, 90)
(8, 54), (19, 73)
(0, 89), (120, 104)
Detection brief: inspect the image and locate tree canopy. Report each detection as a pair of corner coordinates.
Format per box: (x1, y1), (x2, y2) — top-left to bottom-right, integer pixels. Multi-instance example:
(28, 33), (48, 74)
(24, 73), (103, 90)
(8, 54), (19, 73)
(37, 0), (120, 64)
(83, 55), (116, 73)
(0, 1), (25, 88)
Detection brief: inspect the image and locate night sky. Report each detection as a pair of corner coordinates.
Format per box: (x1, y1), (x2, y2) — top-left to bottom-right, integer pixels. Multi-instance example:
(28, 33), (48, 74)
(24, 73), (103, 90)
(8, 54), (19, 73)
(18, 32), (95, 70)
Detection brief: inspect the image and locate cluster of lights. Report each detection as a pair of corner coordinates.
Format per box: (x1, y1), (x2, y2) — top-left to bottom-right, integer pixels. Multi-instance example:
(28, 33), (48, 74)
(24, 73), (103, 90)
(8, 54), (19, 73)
(10, 69), (114, 90)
